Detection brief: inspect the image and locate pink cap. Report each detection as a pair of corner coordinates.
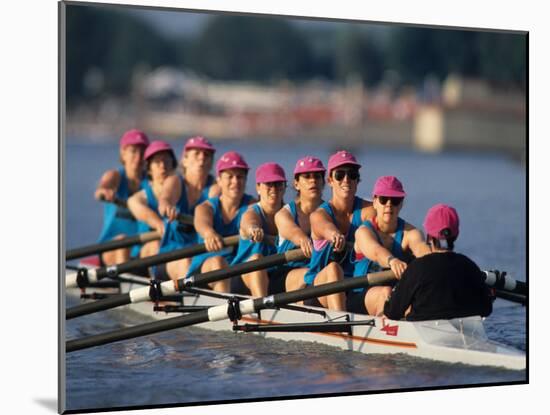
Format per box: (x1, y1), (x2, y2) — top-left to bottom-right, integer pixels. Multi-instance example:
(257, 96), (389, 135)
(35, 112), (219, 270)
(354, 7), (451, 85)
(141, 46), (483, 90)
(293, 156), (326, 175)
(327, 150), (361, 172)
(372, 176), (406, 198)
(120, 129), (149, 148)
(144, 140), (176, 161)
(183, 136), (216, 154)
(255, 162), (287, 184)
(423, 204), (460, 239)
(216, 151), (249, 175)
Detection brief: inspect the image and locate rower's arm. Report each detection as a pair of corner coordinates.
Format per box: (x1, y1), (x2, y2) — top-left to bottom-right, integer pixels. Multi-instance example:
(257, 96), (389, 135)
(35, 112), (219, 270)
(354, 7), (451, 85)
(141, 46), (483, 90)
(275, 208), (309, 246)
(158, 175), (181, 221)
(240, 207), (264, 241)
(310, 209), (339, 240)
(194, 201), (224, 251)
(193, 201), (216, 239)
(127, 190), (164, 234)
(404, 226), (431, 258)
(94, 169), (120, 202)
(355, 226), (395, 267)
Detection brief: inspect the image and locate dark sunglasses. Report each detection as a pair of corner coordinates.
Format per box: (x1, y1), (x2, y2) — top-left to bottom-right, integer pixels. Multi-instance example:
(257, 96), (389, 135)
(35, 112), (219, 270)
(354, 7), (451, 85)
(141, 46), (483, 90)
(333, 169), (360, 181)
(264, 181), (286, 189)
(377, 196), (404, 206)
(299, 172), (324, 180)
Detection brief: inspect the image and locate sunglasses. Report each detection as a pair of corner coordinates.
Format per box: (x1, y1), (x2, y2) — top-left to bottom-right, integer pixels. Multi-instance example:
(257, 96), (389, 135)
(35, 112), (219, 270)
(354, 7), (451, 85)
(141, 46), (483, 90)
(333, 169), (360, 181)
(299, 172), (324, 180)
(263, 181), (286, 189)
(377, 196), (404, 206)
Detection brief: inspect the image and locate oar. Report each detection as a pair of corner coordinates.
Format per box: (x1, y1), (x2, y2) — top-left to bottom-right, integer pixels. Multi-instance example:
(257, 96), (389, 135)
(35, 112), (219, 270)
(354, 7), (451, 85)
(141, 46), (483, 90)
(66, 248), (307, 319)
(66, 269), (395, 352)
(66, 231), (161, 261)
(104, 196), (194, 226)
(483, 270), (527, 304)
(65, 235), (240, 289)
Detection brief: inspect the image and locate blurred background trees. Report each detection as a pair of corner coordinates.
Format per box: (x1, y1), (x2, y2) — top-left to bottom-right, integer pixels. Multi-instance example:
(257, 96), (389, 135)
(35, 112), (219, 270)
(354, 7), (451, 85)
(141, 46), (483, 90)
(66, 4), (526, 106)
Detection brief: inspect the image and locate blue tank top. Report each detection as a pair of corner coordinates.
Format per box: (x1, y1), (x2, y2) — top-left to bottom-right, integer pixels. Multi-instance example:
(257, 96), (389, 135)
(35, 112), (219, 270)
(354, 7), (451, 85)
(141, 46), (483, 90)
(351, 217), (405, 291)
(158, 175), (215, 253)
(276, 200), (311, 268)
(97, 168), (145, 243)
(135, 180), (161, 234)
(303, 197), (365, 285)
(185, 193), (254, 277)
(231, 203), (277, 265)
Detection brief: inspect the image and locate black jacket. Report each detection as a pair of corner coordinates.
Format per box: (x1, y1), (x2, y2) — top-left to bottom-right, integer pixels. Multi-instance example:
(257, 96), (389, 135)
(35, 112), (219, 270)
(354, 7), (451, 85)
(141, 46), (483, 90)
(383, 252), (493, 321)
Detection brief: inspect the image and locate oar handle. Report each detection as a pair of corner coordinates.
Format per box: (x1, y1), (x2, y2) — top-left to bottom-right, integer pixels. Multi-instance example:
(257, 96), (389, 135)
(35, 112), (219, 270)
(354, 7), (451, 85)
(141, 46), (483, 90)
(66, 231), (161, 260)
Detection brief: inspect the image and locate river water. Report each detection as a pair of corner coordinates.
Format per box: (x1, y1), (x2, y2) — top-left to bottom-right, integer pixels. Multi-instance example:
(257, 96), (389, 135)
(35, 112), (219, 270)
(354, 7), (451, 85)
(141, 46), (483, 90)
(64, 138), (527, 412)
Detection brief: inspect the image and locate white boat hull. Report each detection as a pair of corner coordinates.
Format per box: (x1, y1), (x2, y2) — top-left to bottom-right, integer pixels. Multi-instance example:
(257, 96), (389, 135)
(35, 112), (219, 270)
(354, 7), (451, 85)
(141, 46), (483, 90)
(65, 268), (526, 371)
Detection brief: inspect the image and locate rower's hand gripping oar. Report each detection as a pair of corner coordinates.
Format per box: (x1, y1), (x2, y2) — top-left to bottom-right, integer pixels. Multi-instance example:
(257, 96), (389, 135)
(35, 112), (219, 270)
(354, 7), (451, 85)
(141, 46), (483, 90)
(66, 231), (161, 261)
(66, 269), (396, 352)
(65, 197), (197, 261)
(66, 248), (307, 319)
(65, 235), (240, 289)
(106, 196), (194, 226)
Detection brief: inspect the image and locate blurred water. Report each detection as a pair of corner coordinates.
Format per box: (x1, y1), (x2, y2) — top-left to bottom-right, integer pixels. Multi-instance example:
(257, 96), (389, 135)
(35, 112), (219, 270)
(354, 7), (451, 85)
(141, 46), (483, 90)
(65, 138), (527, 411)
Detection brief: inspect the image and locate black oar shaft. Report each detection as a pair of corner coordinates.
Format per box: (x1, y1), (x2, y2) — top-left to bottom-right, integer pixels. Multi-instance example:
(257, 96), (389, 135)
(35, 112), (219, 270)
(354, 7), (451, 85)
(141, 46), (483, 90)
(96, 235), (240, 280)
(66, 270), (394, 353)
(66, 249), (305, 319)
(67, 310), (211, 352)
(66, 293), (132, 319)
(66, 232), (160, 260)
(180, 249), (305, 289)
(251, 270), (395, 310)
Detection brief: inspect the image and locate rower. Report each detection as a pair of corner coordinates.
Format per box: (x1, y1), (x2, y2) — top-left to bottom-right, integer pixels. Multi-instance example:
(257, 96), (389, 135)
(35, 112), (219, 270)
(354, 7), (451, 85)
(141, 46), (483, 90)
(94, 129), (149, 266)
(383, 204), (493, 321)
(302, 150), (375, 311)
(230, 162), (287, 297)
(273, 156), (326, 295)
(185, 151), (255, 292)
(127, 140), (178, 262)
(155, 136), (220, 281)
(353, 176), (430, 315)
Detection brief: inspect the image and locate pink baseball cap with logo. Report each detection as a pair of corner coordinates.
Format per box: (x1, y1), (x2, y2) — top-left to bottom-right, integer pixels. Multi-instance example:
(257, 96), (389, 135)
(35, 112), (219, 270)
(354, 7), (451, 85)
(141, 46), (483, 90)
(216, 151), (249, 176)
(120, 129), (150, 148)
(423, 204), (460, 239)
(144, 140), (176, 161)
(293, 156), (326, 175)
(255, 162), (287, 184)
(327, 150), (362, 172)
(183, 136), (216, 155)
(372, 176), (406, 198)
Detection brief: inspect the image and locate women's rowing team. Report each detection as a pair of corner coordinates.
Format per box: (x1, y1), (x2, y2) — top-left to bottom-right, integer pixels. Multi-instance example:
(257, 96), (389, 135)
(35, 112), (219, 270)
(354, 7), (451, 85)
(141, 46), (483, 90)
(94, 129), (493, 321)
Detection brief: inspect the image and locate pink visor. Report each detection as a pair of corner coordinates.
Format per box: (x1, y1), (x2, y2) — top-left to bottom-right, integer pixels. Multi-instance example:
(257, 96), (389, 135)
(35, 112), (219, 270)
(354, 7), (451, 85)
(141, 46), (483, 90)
(327, 150), (361, 172)
(144, 140), (175, 161)
(216, 151), (249, 176)
(183, 136), (216, 154)
(372, 176), (406, 198)
(256, 162), (287, 184)
(120, 129), (149, 148)
(293, 156), (326, 175)
(423, 204), (460, 239)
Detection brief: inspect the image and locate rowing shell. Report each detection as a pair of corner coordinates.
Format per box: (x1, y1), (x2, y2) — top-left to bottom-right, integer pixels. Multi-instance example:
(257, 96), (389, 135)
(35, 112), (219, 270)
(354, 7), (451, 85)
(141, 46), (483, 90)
(65, 260), (526, 371)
